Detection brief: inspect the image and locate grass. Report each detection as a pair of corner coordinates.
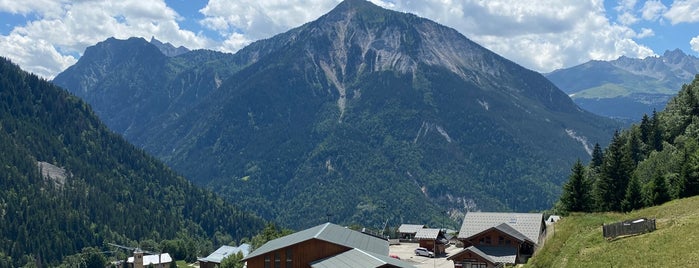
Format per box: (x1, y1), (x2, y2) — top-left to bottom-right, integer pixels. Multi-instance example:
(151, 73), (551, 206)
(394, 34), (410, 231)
(526, 196), (699, 267)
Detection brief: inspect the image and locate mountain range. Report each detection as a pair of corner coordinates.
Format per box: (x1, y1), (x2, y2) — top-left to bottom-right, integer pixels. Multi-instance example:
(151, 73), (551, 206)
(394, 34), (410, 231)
(545, 49), (699, 121)
(52, 0), (618, 228)
(0, 57), (264, 267)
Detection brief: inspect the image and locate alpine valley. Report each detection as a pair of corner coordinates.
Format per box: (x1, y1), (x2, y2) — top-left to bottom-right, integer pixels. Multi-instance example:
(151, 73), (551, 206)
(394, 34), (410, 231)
(546, 49), (699, 122)
(53, 0), (618, 229)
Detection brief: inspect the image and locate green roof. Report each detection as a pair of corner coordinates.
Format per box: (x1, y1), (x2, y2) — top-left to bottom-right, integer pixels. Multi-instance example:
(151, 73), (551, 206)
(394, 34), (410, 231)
(243, 223), (389, 261)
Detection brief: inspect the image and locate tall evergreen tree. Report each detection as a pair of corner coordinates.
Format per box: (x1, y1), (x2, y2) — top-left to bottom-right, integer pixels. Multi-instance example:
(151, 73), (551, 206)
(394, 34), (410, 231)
(650, 110), (663, 151)
(644, 171), (670, 206)
(591, 143), (604, 168)
(559, 160), (591, 212)
(621, 175), (643, 212)
(595, 131), (634, 211)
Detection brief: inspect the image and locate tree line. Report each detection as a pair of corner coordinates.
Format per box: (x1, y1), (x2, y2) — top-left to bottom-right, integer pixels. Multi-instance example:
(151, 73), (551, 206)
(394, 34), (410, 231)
(557, 75), (699, 213)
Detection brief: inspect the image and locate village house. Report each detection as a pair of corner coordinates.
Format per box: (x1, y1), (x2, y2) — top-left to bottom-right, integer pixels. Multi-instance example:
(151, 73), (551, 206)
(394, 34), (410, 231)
(242, 222), (415, 268)
(397, 224), (426, 240)
(413, 228), (448, 256)
(448, 212), (545, 268)
(198, 244), (251, 268)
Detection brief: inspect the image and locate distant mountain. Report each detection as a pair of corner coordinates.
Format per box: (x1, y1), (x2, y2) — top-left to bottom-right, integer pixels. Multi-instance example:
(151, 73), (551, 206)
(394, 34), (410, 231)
(545, 49), (699, 121)
(150, 37), (190, 57)
(53, 0), (617, 229)
(0, 57), (264, 267)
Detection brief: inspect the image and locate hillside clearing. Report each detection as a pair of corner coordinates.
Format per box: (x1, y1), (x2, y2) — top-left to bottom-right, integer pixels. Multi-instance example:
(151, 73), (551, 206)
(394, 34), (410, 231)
(527, 196), (699, 267)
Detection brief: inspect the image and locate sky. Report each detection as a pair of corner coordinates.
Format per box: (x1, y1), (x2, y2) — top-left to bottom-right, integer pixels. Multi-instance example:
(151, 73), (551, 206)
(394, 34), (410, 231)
(1, 0), (698, 79)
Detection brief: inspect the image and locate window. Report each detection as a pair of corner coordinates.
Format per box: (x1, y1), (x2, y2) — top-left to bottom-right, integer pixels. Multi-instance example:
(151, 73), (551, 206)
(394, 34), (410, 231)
(275, 251), (281, 268)
(264, 255), (270, 268)
(506, 239), (511, 245)
(498, 236), (504, 245)
(286, 248), (293, 267)
(485, 236), (491, 244)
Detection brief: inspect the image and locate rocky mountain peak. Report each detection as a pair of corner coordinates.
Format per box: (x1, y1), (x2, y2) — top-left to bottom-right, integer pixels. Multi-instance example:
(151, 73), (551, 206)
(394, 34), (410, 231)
(149, 36), (190, 57)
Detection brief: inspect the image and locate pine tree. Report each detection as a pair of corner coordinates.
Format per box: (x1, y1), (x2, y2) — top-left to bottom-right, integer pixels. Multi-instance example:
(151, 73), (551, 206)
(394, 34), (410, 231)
(591, 143), (604, 168)
(650, 110), (663, 151)
(559, 160), (591, 212)
(595, 131), (634, 211)
(644, 171), (670, 206)
(621, 175), (643, 212)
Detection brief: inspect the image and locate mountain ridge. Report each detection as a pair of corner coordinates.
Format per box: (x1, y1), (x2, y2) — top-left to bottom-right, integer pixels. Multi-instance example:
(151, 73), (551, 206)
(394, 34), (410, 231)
(53, 0), (618, 228)
(545, 49), (699, 121)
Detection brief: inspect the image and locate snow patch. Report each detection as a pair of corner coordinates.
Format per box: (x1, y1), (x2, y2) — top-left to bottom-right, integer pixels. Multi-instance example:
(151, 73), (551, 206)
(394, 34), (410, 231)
(414, 121), (453, 143)
(478, 99), (489, 111)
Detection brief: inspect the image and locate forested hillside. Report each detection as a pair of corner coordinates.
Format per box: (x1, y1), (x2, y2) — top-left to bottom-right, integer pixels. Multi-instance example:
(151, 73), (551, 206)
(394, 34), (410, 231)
(557, 74), (699, 213)
(0, 57), (265, 267)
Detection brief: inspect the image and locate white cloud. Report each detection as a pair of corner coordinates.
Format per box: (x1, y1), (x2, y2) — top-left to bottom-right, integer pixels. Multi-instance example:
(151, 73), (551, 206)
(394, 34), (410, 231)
(641, 1), (667, 21)
(197, 0), (656, 72)
(617, 12), (639, 25)
(0, 0), (211, 79)
(636, 28), (655, 38)
(2, 0), (665, 77)
(691, 35), (699, 53)
(664, 0), (699, 24)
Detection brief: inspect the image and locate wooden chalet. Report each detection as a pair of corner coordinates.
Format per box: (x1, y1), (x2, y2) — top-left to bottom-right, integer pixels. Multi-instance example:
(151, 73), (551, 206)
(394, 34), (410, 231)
(397, 224), (426, 240)
(414, 228), (448, 255)
(449, 212), (545, 267)
(242, 222), (415, 268)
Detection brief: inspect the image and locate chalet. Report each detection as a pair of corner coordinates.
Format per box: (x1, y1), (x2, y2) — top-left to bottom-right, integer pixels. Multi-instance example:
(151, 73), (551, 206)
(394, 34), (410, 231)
(242, 222), (415, 268)
(198, 244), (251, 268)
(398, 224), (426, 240)
(414, 228), (448, 255)
(448, 212), (545, 268)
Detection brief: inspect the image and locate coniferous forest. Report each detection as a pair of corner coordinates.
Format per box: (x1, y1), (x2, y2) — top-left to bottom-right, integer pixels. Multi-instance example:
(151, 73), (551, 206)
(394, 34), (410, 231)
(0, 57), (265, 267)
(558, 75), (699, 213)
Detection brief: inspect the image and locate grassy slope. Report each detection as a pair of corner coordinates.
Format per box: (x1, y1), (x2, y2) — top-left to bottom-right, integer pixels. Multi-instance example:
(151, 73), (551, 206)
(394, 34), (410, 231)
(527, 196), (699, 267)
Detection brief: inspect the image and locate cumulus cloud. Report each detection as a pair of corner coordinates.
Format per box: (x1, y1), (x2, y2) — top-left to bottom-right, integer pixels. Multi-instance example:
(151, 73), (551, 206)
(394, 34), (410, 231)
(198, 0), (656, 72)
(2, 0), (667, 77)
(641, 1), (667, 21)
(0, 0), (211, 79)
(664, 0), (699, 24)
(691, 35), (699, 53)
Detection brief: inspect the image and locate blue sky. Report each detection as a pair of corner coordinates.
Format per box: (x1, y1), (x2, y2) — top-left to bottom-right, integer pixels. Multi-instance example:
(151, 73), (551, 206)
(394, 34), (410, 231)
(1, 0), (697, 79)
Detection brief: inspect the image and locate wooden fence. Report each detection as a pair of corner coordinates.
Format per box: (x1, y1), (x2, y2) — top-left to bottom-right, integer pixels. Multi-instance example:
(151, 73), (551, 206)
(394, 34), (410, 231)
(603, 218), (656, 239)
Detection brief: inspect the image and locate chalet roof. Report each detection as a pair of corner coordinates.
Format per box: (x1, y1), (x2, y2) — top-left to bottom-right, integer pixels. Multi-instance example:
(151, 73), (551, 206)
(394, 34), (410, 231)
(198, 244), (251, 263)
(448, 246), (516, 265)
(127, 253), (172, 265)
(243, 223), (389, 261)
(310, 248), (416, 268)
(398, 224), (425, 234)
(414, 228), (441, 240)
(457, 212), (544, 244)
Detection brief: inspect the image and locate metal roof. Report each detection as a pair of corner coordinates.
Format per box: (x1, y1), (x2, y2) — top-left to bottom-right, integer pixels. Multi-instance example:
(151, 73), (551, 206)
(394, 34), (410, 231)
(310, 248), (416, 268)
(414, 228), (441, 240)
(243, 223), (389, 261)
(448, 246), (516, 265)
(457, 212), (544, 244)
(398, 224), (425, 234)
(198, 244), (251, 263)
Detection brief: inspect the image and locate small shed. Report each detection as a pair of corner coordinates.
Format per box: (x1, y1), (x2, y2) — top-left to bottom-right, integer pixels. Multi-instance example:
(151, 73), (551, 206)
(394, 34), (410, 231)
(398, 224), (426, 240)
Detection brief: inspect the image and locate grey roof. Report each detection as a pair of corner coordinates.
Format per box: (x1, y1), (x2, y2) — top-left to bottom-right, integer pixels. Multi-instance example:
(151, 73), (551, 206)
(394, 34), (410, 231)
(458, 212), (544, 244)
(492, 223), (533, 243)
(198, 244), (251, 263)
(310, 248), (416, 268)
(448, 246), (516, 265)
(414, 228), (441, 240)
(398, 224), (425, 234)
(243, 223), (389, 261)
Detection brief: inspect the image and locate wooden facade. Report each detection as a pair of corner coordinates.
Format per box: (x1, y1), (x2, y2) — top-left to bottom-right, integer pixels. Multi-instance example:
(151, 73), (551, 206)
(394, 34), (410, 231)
(418, 239), (446, 255)
(246, 238), (351, 268)
(458, 228), (534, 265)
(448, 249), (496, 268)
